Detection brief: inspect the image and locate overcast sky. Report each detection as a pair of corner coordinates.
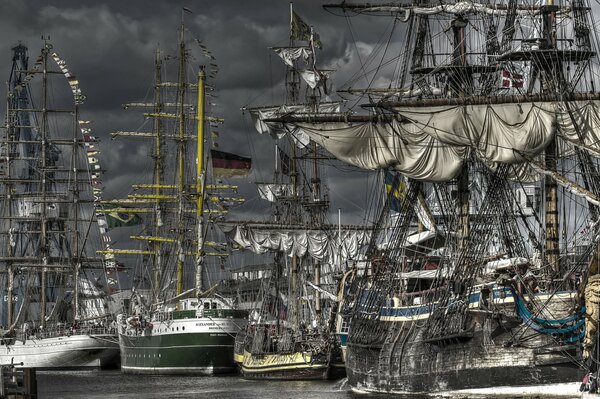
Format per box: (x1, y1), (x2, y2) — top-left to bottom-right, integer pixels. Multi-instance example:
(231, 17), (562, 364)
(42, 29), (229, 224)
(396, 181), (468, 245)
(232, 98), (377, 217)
(0, 0), (394, 236)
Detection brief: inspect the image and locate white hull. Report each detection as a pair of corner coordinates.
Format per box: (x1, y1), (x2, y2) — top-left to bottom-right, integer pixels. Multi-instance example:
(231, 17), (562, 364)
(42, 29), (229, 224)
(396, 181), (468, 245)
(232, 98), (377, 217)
(0, 333), (120, 369)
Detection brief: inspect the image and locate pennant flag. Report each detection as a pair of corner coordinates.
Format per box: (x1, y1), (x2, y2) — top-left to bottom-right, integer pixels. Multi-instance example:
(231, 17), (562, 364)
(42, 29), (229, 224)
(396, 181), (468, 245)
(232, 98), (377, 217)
(100, 205), (143, 229)
(291, 12), (322, 49)
(292, 12), (311, 42)
(501, 70), (524, 88)
(384, 171), (406, 212)
(211, 150), (252, 177)
(278, 147), (291, 175)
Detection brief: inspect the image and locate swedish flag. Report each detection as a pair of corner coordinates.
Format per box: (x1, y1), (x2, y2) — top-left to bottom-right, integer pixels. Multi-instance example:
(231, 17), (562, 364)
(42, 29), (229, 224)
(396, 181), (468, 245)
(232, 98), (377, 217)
(384, 171), (406, 212)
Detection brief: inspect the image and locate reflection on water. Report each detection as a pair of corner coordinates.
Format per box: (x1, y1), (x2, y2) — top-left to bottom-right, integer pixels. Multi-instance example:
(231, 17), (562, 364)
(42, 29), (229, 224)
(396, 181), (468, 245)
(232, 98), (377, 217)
(37, 371), (581, 399)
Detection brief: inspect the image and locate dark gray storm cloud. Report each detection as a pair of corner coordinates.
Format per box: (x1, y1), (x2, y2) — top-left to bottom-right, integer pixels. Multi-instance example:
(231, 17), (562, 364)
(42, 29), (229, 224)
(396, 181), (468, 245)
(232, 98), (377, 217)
(0, 0), (395, 227)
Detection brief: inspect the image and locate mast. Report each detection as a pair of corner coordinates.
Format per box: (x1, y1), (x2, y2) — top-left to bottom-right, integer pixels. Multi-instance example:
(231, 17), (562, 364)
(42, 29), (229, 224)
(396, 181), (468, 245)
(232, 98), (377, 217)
(450, 14), (471, 257)
(195, 66), (206, 296)
(311, 139), (322, 322)
(542, 0), (560, 277)
(175, 19), (187, 298)
(39, 41), (50, 329)
(288, 1), (300, 332)
(286, 2), (301, 104)
(4, 65), (15, 328)
(152, 48), (164, 303)
(72, 72), (81, 324)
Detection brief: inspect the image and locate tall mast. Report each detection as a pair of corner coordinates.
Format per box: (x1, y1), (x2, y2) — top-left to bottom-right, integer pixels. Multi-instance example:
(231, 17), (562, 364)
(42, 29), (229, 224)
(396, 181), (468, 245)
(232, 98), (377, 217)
(542, 1), (560, 276)
(4, 66), (15, 328)
(450, 16), (471, 257)
(152, 48), (164, 303)
(288, 1), (300, 331)
(72, 74), (81, 323)
(175, 19), (187, 297)
(39, 41), (50, 329)
(195, 66), (206, 296)
(312, 139), (322, 321)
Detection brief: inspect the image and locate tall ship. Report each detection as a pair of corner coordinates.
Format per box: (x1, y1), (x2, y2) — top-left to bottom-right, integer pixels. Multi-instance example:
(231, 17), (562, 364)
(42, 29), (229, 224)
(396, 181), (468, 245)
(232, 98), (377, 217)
(264, 0), (600, 394)
(228, 5), (370, 380)
(107, 18), (248, 375)
(0, 41), (119, 369)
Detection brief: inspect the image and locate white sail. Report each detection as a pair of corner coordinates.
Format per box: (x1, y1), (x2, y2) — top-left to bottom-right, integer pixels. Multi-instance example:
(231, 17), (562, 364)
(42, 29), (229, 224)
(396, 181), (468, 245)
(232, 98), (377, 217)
(225, 225), (370, 266)
(249, 102), (342, 148)
(299, 69), (332, 89)
(286, 100), (600, 181)
(271, 46), (311, 67)
(257, 183), (293, 202)
(294, 118), (466, 181)
(348, 2), (559, 16)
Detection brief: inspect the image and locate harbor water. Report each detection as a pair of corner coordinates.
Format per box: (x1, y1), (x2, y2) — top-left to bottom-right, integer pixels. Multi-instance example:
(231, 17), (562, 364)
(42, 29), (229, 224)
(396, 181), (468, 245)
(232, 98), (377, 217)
(37, 370), (587, 399)
(38, 371), (369, 399)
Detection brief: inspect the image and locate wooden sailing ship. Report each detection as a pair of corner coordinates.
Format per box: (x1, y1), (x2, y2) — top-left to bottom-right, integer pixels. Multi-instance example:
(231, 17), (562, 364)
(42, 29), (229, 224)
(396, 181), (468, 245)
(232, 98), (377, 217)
(106, 18), (248, 374)
(228, 5), (370, 380)
(263, 0), (600, 394)
(0, 41), (119, 369)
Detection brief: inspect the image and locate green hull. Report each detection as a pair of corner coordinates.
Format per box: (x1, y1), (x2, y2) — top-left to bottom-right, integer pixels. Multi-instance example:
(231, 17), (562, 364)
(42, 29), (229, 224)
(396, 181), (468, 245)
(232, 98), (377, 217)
(119, 330), (238, 375)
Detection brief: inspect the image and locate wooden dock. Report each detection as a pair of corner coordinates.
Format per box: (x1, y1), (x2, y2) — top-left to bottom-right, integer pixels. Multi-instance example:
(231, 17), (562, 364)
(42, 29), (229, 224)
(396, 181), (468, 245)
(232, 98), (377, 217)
(0, 362), (37, 398)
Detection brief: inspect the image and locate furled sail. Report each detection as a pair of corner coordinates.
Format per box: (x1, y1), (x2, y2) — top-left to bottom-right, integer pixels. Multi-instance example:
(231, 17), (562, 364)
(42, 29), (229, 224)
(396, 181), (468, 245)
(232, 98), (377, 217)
(336, 2), (560, 16)
(271, 46), (311, 67)
(557, 101), (600, 151)
(249, 101), (342, 148)
(224, 225), (370, 266)
(293, 118), (467, 181)
(256, 183), (293, 202)
(283, 101), (590, 181)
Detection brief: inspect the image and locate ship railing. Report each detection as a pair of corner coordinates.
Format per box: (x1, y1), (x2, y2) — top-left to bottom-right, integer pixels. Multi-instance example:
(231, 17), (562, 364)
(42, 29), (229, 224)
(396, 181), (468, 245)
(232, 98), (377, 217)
(20, 325), (117, 340)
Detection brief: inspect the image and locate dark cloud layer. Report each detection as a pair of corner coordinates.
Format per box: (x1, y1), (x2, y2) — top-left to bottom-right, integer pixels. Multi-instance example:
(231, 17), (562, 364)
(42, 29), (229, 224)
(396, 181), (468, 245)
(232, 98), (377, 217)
(0, 0), (390, 230)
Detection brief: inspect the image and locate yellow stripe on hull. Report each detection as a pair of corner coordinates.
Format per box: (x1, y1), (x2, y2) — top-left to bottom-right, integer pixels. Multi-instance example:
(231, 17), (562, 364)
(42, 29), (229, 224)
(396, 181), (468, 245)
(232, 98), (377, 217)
(240, 350), (325, 374)
(233, 353), (244, 364)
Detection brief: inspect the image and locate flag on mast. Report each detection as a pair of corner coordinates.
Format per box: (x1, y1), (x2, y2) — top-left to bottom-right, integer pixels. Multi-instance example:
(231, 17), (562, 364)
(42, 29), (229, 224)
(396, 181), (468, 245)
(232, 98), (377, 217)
(291, 12), (321, 49)
(211, 150), (252, 177)
(100, 205), (143, 229)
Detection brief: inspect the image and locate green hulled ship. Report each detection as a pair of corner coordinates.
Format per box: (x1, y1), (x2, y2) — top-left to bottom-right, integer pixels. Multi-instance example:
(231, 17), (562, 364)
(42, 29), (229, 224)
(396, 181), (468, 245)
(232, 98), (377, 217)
(105, 15), (248, 375)
(119, 297), (247, 374)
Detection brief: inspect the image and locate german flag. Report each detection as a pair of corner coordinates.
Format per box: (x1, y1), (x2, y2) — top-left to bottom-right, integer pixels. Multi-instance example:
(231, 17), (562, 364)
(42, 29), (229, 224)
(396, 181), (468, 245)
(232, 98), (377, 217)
(211, 150), (252, 178)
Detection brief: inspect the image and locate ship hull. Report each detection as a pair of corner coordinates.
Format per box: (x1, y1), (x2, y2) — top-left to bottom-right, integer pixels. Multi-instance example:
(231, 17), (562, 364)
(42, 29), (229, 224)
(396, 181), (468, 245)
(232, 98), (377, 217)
(346, 339), (582, 393)
(234, 330), (346, 380)
(119, 316), (246, 375)
(346, 290), (584, 393)
(238, 350), (332, 380)
(0, 333), (120, 369)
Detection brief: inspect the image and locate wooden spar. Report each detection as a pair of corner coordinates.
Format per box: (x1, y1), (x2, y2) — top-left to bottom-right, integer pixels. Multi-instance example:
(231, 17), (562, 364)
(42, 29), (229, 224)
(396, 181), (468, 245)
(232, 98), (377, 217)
(195, 67), (206, 296)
